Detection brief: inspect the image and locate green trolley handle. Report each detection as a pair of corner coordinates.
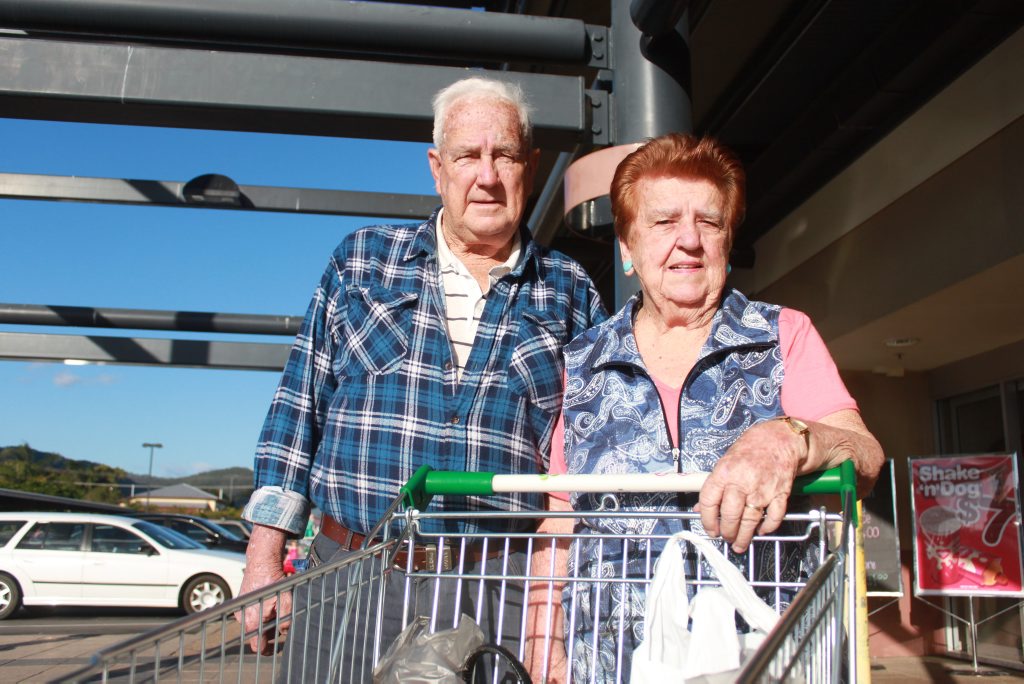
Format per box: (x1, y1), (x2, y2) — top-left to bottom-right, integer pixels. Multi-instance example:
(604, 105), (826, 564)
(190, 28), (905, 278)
(401, 460), (859, 523)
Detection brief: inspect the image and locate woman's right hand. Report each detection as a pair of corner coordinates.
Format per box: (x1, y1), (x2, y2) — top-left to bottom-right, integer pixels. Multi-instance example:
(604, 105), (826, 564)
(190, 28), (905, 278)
(696, 418), (804, 552)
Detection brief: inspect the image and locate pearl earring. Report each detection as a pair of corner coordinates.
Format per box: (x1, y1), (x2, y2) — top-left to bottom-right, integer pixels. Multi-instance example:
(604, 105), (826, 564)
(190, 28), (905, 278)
(623, 260), (633, 273)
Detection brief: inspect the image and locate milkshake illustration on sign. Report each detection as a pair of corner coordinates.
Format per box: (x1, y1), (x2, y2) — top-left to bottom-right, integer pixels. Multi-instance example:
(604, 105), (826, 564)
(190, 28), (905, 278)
(918, 504), (963, 584)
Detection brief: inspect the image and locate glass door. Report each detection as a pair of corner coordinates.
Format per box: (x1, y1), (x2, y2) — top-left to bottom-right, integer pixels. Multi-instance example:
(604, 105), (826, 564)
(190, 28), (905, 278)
(937, 381), (1024, 667)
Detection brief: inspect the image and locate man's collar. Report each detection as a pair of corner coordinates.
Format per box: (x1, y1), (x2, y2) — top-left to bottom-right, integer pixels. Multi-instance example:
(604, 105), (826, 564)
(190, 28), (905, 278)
(407, 207), (533, 275)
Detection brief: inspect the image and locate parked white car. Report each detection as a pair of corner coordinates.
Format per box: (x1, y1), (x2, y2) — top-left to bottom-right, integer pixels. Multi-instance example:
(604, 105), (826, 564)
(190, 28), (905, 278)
(0, 512), (246, 620)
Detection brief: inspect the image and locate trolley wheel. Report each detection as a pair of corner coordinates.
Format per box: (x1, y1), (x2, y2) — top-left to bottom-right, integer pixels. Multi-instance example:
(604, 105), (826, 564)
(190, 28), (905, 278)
(0, 572), (21, 620)
(181, 574), (231, 615)
(462, 643), (532, 684)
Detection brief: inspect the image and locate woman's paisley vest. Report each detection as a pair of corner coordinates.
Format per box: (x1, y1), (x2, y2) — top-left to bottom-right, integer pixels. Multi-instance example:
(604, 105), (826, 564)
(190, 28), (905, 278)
(560, 289), (815, 682)
(564, 288), (784, 517)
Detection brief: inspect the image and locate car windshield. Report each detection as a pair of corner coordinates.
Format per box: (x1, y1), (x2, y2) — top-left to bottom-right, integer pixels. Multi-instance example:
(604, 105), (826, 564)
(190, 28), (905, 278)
(132, 520), (204, 550)
(204, 520), (244, 541)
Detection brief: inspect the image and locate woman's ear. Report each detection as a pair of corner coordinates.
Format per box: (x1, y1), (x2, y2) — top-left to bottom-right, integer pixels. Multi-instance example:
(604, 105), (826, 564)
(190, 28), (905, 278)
(618, 236), (634, 275)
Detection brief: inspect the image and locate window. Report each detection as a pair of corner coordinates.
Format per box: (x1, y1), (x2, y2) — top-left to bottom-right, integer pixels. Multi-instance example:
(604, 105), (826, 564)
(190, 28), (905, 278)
(0, 521), (26, 547)
(16, 522), (85, 550)
(90, 524), (154, 555)
(168, 520), (210, 543)
(132, 520), (203, 549)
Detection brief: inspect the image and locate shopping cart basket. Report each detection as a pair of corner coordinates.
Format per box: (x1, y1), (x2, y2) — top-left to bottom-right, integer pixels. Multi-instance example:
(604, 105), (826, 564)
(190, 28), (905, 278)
(67, 461), (857, 683)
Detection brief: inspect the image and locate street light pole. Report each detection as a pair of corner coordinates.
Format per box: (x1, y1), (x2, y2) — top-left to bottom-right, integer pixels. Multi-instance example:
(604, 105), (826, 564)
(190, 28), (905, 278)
(142, 442), (163, 510)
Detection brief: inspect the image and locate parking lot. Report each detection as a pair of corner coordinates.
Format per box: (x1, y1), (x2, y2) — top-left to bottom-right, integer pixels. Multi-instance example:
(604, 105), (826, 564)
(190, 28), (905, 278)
(3, 606), (1024, 683)
(0, 607), (179, 682)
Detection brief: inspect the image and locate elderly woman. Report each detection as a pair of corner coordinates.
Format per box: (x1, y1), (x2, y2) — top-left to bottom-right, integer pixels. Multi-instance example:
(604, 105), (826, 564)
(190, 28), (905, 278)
(527, 133), (884, 683)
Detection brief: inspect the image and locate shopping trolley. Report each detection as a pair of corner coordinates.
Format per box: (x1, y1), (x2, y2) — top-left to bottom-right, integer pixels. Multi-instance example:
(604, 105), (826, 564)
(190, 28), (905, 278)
(67, 461), (857, 683)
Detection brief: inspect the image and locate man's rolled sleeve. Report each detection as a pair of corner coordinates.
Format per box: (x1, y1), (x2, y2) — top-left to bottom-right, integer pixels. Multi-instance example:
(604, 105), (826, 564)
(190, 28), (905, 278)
(243, 485), (311, 535)
(251, 259), (340, 505)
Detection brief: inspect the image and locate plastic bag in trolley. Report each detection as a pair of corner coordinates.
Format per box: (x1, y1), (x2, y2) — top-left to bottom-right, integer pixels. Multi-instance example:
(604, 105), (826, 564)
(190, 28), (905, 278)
(631, 530), (780, 683)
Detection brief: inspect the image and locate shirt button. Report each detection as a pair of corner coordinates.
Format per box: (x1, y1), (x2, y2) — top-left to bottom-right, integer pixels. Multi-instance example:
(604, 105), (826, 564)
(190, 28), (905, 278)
(450, 415), (460, 425)
(444, 361), (453, 371)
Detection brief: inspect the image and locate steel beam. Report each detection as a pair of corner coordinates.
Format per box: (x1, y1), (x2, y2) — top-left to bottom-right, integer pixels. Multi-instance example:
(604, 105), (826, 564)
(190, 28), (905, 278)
(0, 304), (300, 336)
(0, 173), (439, 219)
(0, 35), (592, 150)
(0, 332), (290, 371)
(0, 0), (600, 66)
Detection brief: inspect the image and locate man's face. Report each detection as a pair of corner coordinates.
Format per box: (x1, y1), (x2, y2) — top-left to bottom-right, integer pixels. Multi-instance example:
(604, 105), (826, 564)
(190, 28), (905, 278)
(428, 99), (538, 250)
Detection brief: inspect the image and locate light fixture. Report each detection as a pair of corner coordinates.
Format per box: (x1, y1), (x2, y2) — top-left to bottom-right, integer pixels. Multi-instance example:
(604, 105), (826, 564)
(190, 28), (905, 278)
(884, 337), (919, 349)
(182, 173), (243, 206)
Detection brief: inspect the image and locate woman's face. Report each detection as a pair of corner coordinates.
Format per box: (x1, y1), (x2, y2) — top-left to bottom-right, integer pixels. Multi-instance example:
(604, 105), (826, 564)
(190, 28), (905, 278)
(619, 176), (731, 316)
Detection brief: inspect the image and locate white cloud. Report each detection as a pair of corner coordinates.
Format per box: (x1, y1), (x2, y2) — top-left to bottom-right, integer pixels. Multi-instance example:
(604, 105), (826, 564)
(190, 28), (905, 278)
(53, 372), (83, 387)
(51, 371), (118, 388)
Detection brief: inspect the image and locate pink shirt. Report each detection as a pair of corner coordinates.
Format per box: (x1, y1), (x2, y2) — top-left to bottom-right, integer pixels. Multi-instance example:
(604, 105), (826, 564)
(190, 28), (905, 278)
(547, 308), (856, 483)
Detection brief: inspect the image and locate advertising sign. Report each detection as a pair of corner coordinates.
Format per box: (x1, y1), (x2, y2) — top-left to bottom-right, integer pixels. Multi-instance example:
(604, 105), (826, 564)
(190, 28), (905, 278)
(863, 460), (902, 596)
(910, 454), (1024, 597)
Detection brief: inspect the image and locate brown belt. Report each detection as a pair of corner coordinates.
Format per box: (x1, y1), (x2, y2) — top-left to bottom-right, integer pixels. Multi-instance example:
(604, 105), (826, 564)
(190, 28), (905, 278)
(320, 515), (522, 572)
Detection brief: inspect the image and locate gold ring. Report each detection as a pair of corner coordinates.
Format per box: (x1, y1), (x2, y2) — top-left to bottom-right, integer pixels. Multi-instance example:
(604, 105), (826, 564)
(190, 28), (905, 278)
(744, 503), (763, 511)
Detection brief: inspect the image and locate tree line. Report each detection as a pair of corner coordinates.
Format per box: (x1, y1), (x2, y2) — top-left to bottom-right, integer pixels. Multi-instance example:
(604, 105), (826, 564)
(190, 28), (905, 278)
(0, 444), (254, 506)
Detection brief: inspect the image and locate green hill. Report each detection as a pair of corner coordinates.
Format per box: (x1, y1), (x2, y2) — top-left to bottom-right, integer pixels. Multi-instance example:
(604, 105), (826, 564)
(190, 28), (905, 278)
(0, 444), (254, 505)
(0, 443), (132, 503)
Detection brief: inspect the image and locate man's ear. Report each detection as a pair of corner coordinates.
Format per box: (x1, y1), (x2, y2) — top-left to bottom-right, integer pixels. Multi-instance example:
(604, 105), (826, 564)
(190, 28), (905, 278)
(427, 148), (443, 195)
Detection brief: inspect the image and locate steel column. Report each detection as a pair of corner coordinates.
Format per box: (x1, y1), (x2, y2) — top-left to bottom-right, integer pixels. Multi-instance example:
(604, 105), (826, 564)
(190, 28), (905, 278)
(613, 0), (692, 144)
(610, 0), (693, 306)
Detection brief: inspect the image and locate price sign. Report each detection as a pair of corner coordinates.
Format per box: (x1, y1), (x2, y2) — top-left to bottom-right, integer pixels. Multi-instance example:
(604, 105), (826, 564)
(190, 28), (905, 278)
(862, 459), (903, 596)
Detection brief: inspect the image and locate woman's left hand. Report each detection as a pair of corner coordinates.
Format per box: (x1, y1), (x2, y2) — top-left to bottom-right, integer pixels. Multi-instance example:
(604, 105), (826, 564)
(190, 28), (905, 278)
(696, 419), (805, 553)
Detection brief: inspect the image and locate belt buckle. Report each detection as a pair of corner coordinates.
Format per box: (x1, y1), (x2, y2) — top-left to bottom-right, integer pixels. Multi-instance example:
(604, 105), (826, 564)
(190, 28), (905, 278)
(424, 544), (453, 571)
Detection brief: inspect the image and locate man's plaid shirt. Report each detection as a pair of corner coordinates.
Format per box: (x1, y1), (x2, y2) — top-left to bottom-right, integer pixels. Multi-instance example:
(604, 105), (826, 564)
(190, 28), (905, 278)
(244, 210), (607, 535)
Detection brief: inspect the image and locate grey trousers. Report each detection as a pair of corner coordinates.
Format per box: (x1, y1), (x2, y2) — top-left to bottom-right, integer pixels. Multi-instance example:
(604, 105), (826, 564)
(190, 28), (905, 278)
(276, 532), (527, 684)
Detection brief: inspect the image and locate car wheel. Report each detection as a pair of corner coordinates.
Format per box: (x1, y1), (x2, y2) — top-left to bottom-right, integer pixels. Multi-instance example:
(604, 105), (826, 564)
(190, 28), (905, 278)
(181, 574), (231, 615)
(0, 573), (21, 620)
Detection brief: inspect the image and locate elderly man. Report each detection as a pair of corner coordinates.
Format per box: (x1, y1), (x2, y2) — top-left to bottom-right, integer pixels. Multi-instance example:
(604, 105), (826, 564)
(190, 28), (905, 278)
(239, 76), (606, 680)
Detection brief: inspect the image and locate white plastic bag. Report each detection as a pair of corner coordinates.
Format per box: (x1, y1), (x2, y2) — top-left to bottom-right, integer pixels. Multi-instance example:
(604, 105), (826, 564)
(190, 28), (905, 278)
(631, 530), (779, 683)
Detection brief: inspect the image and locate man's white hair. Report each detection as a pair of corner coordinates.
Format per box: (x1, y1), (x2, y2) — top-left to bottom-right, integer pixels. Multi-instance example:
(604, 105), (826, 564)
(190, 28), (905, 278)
(432, 76), (533, 151)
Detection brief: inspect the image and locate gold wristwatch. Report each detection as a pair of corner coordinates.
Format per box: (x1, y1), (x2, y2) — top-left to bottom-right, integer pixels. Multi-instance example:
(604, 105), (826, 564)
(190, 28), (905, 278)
(775, 416), (810, 451)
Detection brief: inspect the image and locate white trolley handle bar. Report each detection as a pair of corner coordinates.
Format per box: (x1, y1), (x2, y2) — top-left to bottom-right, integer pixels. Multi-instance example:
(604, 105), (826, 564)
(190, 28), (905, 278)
(491, 472), (709, 493)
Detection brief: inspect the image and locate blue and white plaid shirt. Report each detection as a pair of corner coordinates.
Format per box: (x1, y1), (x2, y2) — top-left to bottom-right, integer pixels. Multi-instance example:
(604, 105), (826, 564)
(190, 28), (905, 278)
(244, 209), (606, 535)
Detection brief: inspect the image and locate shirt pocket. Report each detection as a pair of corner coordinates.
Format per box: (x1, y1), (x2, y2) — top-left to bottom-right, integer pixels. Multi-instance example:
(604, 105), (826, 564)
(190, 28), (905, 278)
(507, 308), (566, 414)
(337, 285), (417, 376)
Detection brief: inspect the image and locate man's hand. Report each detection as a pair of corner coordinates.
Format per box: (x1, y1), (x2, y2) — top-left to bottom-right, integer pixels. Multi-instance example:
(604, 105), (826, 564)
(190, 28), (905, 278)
(237, 524), (291, 655)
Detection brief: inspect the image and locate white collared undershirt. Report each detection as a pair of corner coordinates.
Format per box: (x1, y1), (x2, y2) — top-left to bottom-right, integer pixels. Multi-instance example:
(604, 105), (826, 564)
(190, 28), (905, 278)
(435, 209), (522, 381)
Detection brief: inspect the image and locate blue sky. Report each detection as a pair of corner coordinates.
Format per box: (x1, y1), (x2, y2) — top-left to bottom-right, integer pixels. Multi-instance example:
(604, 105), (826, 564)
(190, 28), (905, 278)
(1, 117), (436, 477)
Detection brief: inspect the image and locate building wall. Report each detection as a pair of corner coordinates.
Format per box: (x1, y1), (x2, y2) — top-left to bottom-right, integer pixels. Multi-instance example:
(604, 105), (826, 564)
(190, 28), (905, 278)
(737, 27), (1024, 661)
(843, 370), (947, 656)
(846, 338), (1024, 658)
